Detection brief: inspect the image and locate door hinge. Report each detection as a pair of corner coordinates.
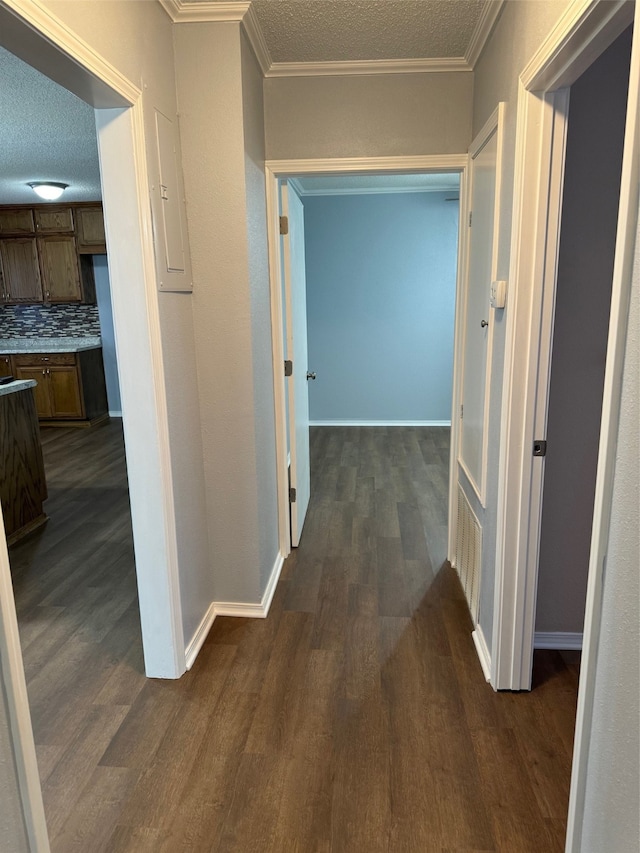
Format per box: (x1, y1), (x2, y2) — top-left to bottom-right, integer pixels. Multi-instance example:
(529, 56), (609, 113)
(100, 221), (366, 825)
(460, 404), (464, 419)
(533, 439), (547, 457)
(289, 487), (297, 503)
(284, 359), (293, 377)
(279, 215), (289, 235)
(469, 211), (473, 227)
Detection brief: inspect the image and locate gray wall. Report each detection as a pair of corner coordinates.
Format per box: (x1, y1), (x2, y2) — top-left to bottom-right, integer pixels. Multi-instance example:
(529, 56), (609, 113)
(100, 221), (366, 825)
(581, 213), (640, 852)
(0, 676), (29, 852)
(536, 29), (632, 634)
(470, 0), (574, 646)
(175, 22), (279, 603)
(264, 72), (473, 159)
(303, 191), (458, 423)
(93, 254), (122, 415)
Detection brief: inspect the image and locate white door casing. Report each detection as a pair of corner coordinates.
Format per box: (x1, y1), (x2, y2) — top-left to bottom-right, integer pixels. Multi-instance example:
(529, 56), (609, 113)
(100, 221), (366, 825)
(265, 156), (468, 561)
(458, 104), (504, 507)
(281, 181), (311, 546)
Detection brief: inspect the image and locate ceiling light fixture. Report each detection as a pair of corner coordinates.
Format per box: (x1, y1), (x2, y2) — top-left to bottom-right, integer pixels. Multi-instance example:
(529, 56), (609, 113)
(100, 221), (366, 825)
(27, 182), (69, 201)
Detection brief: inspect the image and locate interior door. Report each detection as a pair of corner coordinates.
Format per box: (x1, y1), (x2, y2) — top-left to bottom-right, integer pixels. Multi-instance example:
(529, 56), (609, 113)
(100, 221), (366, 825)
(458, 106), (503, 505)
(281, 181), (311, 546)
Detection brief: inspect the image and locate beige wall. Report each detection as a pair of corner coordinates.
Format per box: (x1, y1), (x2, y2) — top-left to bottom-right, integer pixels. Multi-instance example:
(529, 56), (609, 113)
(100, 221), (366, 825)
(581, 213), (640, 852)
(0, 676), (29, 853)
(264, 72), (473, 159)
(174, 21), (279, 602)
(39, 0), (213, 647)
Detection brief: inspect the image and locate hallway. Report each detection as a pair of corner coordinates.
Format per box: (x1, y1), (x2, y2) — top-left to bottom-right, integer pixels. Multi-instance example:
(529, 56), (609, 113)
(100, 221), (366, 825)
(14, 425), (579, 851)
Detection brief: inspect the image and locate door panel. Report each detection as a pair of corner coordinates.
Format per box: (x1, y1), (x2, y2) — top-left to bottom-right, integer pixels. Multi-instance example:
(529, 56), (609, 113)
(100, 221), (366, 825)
(0, 238), (43, 302)
(282, 181), (311, 546)
(48, 366), (83, 418)
(38, 236), (81, 302)
(14, 367), (51, 418)
(459, 108), (502, 505)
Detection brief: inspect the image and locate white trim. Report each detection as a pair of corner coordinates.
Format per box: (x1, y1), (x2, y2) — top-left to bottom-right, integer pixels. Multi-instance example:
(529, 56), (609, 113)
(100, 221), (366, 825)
(493, 0), (635, 696)
(457, 456), (484, 507)
(465, 0), (506, 68)
(159, 0), (250, 23)
(215, 552), (285, 619)
(0, 520), (50, 851)
(242, 5), (271, 76)
(266, 155), (468, 177)
(293, 185), (460, 198)
(472, 626), (492, 683)
(0, 0), (138, 106)
(566, 6), (640, 851)
(108, 410), (123, 418)
(266, 57), (472, 78)
(534, 632), (583, 650)
(184, 603), (217, 670)
(309, 420), (451, 428)
(266, 155), (468, 563)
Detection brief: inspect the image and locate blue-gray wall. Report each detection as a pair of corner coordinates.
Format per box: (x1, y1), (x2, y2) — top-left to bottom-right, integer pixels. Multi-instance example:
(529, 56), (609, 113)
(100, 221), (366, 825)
(303, 191), (458, 423)
(92, 255), (122, 416)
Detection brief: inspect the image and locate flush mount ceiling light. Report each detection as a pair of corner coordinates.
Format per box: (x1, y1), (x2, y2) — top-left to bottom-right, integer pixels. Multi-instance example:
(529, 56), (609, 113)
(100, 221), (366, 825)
(27, 181), (69, 201)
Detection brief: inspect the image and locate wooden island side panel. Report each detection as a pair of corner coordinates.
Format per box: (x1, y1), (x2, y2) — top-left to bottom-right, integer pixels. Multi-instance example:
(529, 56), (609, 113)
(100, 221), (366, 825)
(0, 386), (48, 544)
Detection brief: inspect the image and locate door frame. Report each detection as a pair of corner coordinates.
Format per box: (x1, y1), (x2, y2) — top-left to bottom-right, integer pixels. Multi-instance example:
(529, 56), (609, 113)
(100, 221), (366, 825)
(0, 3), (186, 843)
(492, 0), (635, 688)
(265, 155), (468, 560)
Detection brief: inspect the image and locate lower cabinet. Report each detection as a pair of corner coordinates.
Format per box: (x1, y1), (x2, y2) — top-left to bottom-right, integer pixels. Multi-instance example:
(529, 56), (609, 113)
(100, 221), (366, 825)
(12, 350), (108, 425)
(0, 354), (12, 377)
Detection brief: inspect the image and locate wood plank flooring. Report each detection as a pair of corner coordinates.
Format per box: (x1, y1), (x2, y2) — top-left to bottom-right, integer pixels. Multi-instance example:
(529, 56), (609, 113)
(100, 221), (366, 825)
(11, 423), (580, 852)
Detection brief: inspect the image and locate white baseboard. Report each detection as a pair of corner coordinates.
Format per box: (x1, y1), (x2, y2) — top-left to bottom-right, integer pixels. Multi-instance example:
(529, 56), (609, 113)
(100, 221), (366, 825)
(309, 420), (452, 427)
(472, 625), (492, 683)
(184, 602), (217, 670)
(184, 552), (285, 669)
(108, 410), (123, 418)
(534, 631), (583, 650)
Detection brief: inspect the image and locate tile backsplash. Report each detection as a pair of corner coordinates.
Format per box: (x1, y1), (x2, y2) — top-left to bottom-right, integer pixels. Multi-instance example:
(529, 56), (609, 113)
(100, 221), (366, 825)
(0, 304), (100, 340)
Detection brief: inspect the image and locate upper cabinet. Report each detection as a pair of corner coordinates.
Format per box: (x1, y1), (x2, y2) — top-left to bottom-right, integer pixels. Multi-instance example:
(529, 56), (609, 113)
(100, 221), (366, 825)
(0, 208), (35, 236)
(0, 238), (43, 303)
(0, 203), (105, 305)
(76, 206), (106, 254)
(34, 207), (74, 234)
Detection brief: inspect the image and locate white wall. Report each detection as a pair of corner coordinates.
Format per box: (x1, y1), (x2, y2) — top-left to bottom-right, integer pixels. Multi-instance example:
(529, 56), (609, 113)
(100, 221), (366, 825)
(92, 254), (122, 415)
(264, 72), (473, 159)
(581, 212), (640, 853)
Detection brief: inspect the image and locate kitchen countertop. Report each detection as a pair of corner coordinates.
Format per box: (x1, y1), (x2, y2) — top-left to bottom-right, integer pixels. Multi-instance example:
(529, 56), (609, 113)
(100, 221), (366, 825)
(0, 337), (102, 354)
(0, 379), (37, 398)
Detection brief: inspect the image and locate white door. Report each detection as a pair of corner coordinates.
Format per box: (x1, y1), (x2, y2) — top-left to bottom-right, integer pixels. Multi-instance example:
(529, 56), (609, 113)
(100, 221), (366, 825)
(281, 181), (311, 546)
(458, 105), (503, 505)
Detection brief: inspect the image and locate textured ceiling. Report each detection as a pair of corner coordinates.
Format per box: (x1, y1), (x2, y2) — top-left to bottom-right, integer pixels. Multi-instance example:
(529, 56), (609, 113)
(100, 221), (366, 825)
(295, 172), (460, 194)
(250, 0), (486, 63)
(0, 46), (101, 206)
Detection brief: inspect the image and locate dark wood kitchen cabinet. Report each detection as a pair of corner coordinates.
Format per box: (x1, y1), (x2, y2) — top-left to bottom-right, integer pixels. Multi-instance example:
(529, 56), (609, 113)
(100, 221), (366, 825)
(12, 350), (108, 426)
(0, 355), (12, 377)
(0, 238), (43, 303)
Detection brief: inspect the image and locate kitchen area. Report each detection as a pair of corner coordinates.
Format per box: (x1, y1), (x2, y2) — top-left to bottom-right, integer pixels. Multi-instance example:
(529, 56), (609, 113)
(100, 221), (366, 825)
(0, 200), (116, 544)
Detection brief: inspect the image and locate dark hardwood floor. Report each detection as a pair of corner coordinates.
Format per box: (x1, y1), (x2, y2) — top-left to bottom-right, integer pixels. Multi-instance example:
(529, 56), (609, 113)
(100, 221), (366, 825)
(11, 423), (580, 852)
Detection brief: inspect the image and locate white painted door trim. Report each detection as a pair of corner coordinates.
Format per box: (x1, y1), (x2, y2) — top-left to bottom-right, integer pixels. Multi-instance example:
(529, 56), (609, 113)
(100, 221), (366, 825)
(265, 155), (468, 563)
(492, 0), (635, 692)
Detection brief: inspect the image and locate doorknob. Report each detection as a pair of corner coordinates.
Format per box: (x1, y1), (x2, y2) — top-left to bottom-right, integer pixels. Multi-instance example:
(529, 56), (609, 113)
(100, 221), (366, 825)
(306, 371), (316, 381)
(481, 320), (489, 328)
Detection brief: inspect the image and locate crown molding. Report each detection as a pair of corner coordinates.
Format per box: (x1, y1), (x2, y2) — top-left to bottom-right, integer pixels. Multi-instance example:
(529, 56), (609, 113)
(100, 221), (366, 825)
(266, 56), (471, 78)
(465, 0), (506, 67)
(294, 184), (460, 197)
(159, 0), (499, 78)
(158, 0), (250, 23)
(242, 5), (272, 75)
